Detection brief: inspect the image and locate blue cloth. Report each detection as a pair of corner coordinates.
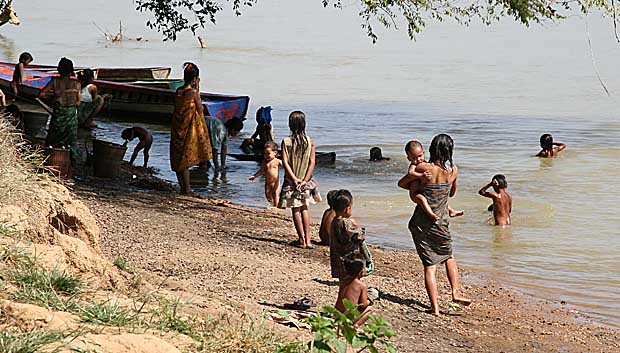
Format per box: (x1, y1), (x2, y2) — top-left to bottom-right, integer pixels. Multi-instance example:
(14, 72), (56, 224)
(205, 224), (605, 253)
(256, 106), (272, 125)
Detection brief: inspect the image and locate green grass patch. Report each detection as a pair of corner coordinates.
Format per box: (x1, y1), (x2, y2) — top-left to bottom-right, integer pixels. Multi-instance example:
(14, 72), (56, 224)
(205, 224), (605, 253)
(113, 257), (134, 274)
(77, 300), (136, 326)
(0, 328), (65, 353)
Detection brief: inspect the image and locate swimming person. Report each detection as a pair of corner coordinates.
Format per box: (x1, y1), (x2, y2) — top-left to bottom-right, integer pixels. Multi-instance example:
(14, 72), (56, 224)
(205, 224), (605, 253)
(122, 126), (153, 168)
(369, 146), (390, 161)
(38, 57), (80, 166)
(77, 68), (106, 128)
(170, 62), (212, 195)
(398, 140), (463, 222)
(279, 110), (321, 248)
(249, 141), (282, 207)
(11, 52), (33, 98)
(478, 174), (512, 226)
(407, 134), (471, 315)
(536, 134), (566, 158)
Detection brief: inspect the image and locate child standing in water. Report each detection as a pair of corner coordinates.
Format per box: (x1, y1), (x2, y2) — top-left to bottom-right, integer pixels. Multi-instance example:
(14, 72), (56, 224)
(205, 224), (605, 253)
(318, 190), (339, 246)
(279, 111), (320, 248)
(536, 134), (566, 158)
(335, 252), (373, 331)
(249, 141), (282, 207)
(398, 140), (463, 222)
(122, 126), (153, 168)
(11, 52), (33, 98)
(478, 174), (512, 226)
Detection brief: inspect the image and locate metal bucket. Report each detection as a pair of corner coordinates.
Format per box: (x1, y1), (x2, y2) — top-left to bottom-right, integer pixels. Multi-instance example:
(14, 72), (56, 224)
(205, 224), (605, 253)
(44, 147), (71, 179)
(93, 139), (127, 178)
(22, 111), (50, 139)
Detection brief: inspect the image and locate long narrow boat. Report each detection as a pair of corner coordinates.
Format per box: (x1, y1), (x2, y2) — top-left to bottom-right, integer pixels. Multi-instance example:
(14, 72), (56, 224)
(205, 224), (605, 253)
(0, 62), (249, 123)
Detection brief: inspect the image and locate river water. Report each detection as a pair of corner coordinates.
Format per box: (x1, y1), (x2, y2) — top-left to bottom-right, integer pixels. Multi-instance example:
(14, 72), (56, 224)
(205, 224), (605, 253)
(2, 0), (619, 327)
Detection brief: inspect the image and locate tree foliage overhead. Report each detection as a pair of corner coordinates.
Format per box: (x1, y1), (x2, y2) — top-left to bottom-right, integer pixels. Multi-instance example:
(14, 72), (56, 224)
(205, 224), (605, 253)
(135, 0), (620, 42)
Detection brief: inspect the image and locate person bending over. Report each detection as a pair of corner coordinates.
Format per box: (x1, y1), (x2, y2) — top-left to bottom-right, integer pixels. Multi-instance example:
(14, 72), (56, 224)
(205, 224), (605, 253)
(122, 126), (153, 168)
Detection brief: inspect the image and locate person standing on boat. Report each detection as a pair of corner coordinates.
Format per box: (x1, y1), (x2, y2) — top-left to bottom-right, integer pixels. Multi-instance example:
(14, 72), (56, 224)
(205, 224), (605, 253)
(38, 57), (80, 165)
(170, 62), (212, 196)
(77, 68), (106, 128)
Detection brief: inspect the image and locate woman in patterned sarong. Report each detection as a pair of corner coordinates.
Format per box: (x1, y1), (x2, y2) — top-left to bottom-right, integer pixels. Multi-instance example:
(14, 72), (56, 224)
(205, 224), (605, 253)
(170, 62), (212, 195)
(39, 57), (80, 166)
(403, 134), (471, 315)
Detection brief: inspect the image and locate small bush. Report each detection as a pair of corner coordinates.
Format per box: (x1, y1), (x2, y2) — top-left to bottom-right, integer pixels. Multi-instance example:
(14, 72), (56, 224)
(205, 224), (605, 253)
(77, 300), (135, 326)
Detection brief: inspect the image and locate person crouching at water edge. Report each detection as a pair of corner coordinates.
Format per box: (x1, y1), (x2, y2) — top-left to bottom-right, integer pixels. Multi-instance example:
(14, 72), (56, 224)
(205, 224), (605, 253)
(249, 141), (282, 207)
(279, 111), (321, 248)
(406, 134), (471, 315)
(122, 126), (153, 169)
(205, 115), (243, 178)
(170, 62), (212, 196)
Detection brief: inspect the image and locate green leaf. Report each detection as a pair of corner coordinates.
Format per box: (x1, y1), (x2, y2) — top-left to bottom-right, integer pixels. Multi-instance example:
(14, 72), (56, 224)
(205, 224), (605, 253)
(381, 340), (397, 353)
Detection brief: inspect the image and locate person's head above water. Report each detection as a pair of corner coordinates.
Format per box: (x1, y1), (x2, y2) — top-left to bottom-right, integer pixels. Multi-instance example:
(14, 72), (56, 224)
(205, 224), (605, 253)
(492, 174), (508, 191)
(288, 111), (306, 135)
(369, 146), (390, 161)
(405, 140), (424, 165)
(429, 134), (454, 169)
(57, 57), (74, 78)
(540, 134), (553, 150)
(182, 62), (199, 86)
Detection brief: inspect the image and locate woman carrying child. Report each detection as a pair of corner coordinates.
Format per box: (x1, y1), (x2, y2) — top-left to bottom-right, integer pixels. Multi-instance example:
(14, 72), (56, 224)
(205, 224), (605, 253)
(170, 62), (212, 195)
(407, 134), (471, 315)
(279, 110), (320, 248)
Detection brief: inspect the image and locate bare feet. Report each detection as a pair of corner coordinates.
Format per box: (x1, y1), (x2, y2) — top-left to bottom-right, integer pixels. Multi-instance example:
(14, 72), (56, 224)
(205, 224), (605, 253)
(425, 308), (440, 316)
(452, 296), (472, 306)
(449, 209), (464, 217)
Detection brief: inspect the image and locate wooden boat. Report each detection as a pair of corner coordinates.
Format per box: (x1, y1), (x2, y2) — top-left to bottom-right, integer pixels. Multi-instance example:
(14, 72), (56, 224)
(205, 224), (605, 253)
(95, 67), (171, 81)
(0, 62), (250, 123)
(228, 151), (337, 165)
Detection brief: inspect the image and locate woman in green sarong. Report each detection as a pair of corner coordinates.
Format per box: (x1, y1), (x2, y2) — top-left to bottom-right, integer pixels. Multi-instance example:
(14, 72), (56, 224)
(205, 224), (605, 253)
(39, 57), (81, 165)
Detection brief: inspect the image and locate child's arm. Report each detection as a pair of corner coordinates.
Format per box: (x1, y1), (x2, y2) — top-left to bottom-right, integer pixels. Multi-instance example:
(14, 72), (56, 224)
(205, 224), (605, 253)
(249, 162), (266, 181)
(16, 63), (24, 84)
(478, 180), (498, 199)
(297, 139), (316, 191)
(554, 142), (566, 153)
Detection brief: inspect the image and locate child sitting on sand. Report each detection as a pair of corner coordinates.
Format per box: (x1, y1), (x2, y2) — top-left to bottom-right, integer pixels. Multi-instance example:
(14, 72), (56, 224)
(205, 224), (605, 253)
(318, 190), (338, 246)
(398, 140), (463, 222)
(11, 52), (33, 98)
(335, 252), (373, 331)
(478, 174), (512, 226)
(249, 141), (282, 207)
(121, 126), (153, 168)
(536, 134), (566, 158)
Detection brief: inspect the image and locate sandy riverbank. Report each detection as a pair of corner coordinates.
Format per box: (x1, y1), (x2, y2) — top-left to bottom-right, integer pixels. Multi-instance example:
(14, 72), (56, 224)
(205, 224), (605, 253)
(70, 165), (619, 352)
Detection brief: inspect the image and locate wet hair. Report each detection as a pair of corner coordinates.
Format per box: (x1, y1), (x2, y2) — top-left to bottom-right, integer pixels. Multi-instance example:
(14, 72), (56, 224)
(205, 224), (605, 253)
(540, 134), (553, 150)
(78, 68), (95, 86)
(225, 118), (244, 132)
(326, 190), (338, 209)
(18, 52), (33, 63)
(332, 189), (353, 212)
(57, 57), (74, 77)
(369, 147), (383, 161)
(342, 251), (366, 278)
(263, 141), (278, 151)
(428, 134), (454, 170)
(404, 140), (423, 153)
(183, 62), (199, 85)
(492, 174), (507, 189)
(121, 128), (134, 140)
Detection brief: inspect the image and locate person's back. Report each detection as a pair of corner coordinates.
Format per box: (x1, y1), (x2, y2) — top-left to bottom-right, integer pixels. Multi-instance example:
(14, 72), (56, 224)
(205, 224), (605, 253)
(336, 277), (366, 312)
(536, 133), (566, 158)
(493, 189), (512, 226)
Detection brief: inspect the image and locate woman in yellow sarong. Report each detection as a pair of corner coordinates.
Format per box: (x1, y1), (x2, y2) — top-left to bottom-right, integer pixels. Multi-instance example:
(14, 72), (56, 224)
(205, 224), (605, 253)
(170, 62), (212, 195)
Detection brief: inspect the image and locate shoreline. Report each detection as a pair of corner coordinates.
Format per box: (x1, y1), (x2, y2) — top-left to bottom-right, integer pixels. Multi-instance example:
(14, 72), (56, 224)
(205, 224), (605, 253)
(70, 165), (620, 352)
